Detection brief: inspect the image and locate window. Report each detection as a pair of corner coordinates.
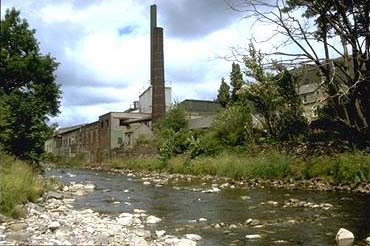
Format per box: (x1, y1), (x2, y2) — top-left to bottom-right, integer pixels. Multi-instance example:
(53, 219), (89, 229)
(106, 119), (109, 127)
(118, 137), (122, 145)
(119, 119), (125, 126)
(101, 121), (104, 128)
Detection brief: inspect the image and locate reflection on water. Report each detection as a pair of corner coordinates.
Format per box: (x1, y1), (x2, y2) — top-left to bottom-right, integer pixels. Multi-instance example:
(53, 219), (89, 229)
(46, 168), (370, 246)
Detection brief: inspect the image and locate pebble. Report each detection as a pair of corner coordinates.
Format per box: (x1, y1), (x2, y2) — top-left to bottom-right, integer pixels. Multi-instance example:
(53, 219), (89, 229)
(198, 218), (207, 222)
(246, 234), (262, 239)
(146, 215), (162, 224)
(2, 182), (187, 246)
(184, 234), (202, 241)
(48, 221), (61, 231)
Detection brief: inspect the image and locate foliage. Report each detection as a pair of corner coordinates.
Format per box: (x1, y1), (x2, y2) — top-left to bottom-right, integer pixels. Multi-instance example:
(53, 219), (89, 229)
(236, 0), (370, 144)
(0, 151), (45, 218)
(230, 62), (245, 102)
(216, 77), (230, 107)
(211, 103), (253, 146)
(240, 44), (308, 141)
(154, 105), (191, 161)
(0, 9), (61, 163)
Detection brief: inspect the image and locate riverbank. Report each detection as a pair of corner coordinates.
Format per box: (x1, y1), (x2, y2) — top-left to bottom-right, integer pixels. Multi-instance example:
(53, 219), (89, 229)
(0, 152), (47, 218)
(97, 150), (370, 194)
(0, 179), (202, 245)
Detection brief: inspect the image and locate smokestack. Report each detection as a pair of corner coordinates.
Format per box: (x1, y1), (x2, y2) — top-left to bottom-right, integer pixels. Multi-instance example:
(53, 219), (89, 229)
(150, 4), (165, 123)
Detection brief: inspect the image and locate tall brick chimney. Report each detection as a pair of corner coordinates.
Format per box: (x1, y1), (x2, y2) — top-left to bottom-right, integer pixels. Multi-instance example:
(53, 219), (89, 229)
(150, 4), (165, 123)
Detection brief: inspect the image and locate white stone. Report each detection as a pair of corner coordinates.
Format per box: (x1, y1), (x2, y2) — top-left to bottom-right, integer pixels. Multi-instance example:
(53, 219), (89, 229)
(267, 201), (278, 206)
(84, 184), (96, 190)
(175, 238), (196, 246)
(246, 234), (262, 239)
(48, 221), (61, 230)
(143, 181), (151, 185)
(336, 228), (354, 245)
(119, 212), (133, 218)
(155, 230), (166, 237)
(184, 234), (202, 241)
(116, 216), (134, 226)
(198, 218), (207, 222)
(86, 226), (95, 234)
(146, 215), (161, 224)
(134, 209), (147, 214)
(365, 236), (370, 244)
(240, 196), (250, 200)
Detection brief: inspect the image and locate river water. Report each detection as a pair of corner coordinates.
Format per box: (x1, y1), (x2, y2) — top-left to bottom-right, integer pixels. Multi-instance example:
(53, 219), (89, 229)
(46, 168), (370, 245)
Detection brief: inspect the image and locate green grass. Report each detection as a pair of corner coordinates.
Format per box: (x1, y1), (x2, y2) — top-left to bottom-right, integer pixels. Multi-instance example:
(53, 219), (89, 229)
(106, 150), (370, 184)
(0, 152), (46, 218)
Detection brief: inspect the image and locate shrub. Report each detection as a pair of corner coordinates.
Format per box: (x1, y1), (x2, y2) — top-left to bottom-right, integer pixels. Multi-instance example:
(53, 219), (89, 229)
(0, 152), (45, 218)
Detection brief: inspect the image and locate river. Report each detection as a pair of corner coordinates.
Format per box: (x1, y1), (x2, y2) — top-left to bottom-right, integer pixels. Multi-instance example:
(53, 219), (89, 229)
(46, 168), (370, 245)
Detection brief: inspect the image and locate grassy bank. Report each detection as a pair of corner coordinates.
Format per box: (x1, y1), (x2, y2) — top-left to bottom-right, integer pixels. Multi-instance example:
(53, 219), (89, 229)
(0, 152), (46, 218)
(107, 150), (370, 184)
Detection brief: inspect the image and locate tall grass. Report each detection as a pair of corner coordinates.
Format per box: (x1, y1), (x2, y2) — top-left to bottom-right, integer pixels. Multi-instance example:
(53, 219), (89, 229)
(106, 150), (370, 184)
(0, 152), (45, 218)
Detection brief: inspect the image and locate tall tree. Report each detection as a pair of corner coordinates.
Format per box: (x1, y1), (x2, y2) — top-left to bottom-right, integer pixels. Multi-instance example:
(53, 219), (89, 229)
(0, 9), (61, 162)
(217, 77), (230, 107)
(231, 0), (370, 143)
(230, 62), (244, 101)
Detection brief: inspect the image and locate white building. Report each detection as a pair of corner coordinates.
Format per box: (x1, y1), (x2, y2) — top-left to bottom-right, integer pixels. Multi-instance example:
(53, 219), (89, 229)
(138, 86), (172, 113)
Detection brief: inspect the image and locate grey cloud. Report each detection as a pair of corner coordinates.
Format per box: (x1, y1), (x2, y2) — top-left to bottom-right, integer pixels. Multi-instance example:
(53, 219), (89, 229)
(151, 0), (243, 39)
(61, 86), (122, 106)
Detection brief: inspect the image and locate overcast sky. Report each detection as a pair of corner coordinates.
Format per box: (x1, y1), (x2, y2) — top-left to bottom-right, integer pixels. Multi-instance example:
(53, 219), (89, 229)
(2, 0), (277, 128)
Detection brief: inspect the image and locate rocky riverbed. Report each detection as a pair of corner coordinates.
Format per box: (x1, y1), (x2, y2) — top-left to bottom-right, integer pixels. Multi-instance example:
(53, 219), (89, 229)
(93, 166), (370, 194)
(0, 182), (201, 245)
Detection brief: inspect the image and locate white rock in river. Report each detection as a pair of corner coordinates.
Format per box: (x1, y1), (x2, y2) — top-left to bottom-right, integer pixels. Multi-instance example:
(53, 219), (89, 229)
(335, 228), (354, 245)
(246, 234), (262, 239)
(84, 183), (96, 190)
(365, 236), (370, 244)
(198, 218), (207, 222)
(175, 238), (196, 246)
(184, 234), (202, 241)
(146, 215), (161, 224)
(48, 221), (61, 231)
(116, 216), (134, 226)
(143, 181), (151, 185)
(155, 230), (166, 237)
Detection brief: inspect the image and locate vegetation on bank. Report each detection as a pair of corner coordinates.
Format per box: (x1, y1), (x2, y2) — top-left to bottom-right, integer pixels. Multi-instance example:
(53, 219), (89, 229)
(107, 150), (370, 185)
(0, 152), (48, 218)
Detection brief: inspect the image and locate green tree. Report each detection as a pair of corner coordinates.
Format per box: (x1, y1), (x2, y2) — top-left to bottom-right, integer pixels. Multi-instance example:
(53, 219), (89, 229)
(154, 105), (191, 160)
(216, 77), (230, 107)
(230, 62), (244, 101)
(242, 44), (282, 139)
(0, 9), (61, 162)
(212, 103), (253, 146)
(274, 68), (308, 141)
(234, 0), (370, 144)
(241, 44), (308, 141)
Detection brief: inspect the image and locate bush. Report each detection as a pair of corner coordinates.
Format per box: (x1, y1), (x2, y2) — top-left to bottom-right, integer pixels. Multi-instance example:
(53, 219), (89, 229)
(0, 152), (45, 218)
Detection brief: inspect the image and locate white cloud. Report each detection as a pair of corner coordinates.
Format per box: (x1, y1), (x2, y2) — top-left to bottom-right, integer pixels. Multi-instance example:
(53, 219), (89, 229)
(2, 0), (274, 128)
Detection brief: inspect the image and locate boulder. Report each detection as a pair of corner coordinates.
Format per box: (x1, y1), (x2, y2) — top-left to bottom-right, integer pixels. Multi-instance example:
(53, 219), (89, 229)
(184, 234), (202, 241)
(246, 234), (262, 239)
(175, 238), (196, 246)
(8, 222), (28, 231)
(46, 191), (64, 200)
(146, 215), (161, 224)
(365, 236), (370, 244)
(155, 230), (166, 237)
(0, 213), (10, 223)
(48, 221), (61, 231)
(335, 228), (354, 246)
